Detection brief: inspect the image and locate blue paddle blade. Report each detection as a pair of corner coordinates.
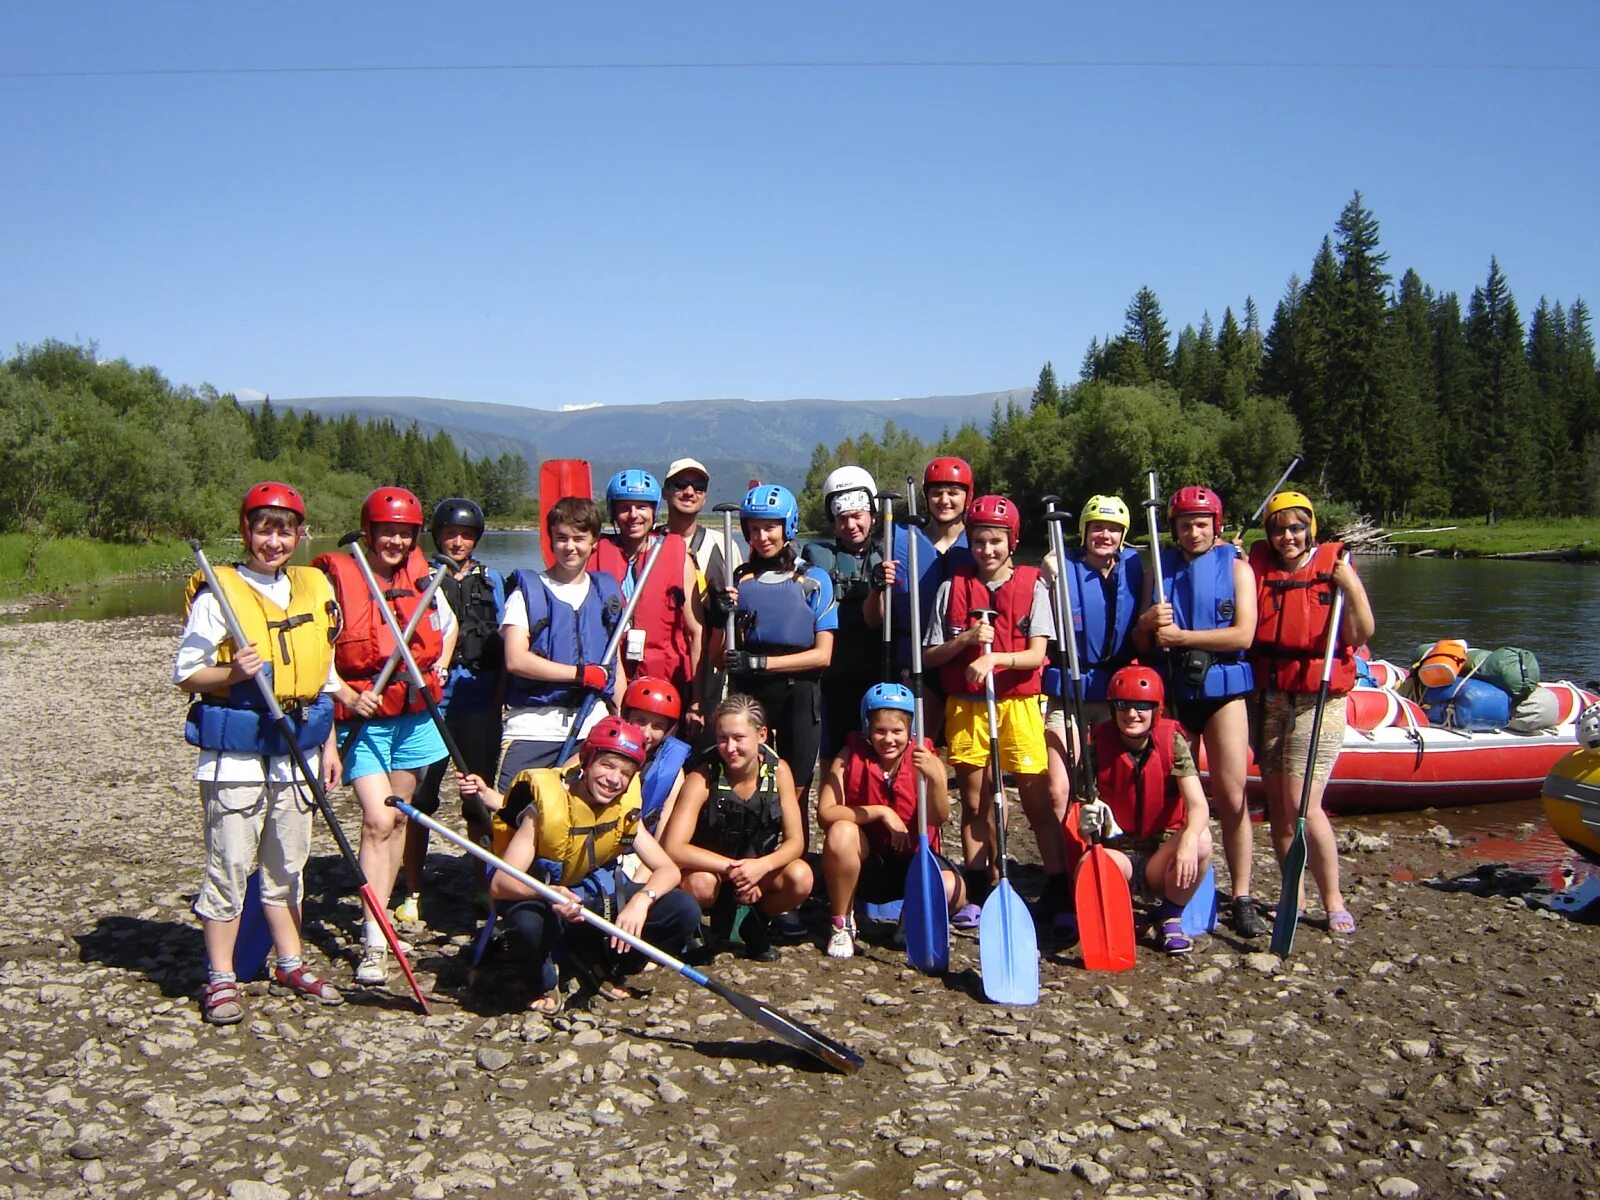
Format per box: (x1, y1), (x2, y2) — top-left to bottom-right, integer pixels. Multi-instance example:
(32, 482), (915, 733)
(1271, 823), (1309, 957)
(1181, 865), (1219, 938)
(903, 840), (950, 973)
(978, 880), (1039, 1005)
(233, 870), (273, 982)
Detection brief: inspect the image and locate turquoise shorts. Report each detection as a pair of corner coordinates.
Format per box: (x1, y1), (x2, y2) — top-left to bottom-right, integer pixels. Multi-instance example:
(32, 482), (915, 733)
(339, 712), (448, 783)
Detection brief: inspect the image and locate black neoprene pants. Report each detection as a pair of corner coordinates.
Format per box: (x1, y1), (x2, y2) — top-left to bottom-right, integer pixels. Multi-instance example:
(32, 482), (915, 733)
(732, 672), (823, 796)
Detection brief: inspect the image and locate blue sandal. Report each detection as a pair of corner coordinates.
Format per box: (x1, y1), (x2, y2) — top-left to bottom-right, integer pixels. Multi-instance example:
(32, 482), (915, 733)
(1160, 915), (1193, 956)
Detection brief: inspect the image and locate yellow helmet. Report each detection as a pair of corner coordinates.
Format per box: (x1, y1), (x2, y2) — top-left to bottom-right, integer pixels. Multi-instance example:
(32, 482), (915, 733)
(1079, 494), (1131, 538)
(1263, 490), (1317, 539)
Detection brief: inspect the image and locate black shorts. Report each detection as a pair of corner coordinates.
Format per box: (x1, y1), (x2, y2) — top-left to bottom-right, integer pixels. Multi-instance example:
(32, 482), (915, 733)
(858, 850), (957, 905)
(1174, 695), (1232, 737)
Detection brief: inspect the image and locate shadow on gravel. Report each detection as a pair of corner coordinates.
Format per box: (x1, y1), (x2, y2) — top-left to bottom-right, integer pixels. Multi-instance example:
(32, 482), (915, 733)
(627, 1026), (847, 1074)
(76, 916), (201, 997)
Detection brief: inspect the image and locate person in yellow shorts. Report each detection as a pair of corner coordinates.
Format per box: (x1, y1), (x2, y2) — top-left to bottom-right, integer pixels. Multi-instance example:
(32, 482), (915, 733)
(921, 495), (1059, 929)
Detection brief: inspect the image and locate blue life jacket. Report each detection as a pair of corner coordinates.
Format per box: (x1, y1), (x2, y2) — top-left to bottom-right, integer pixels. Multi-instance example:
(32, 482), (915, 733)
(640, 734), (692, 834)
(734, 564), (822, 654)
(1044, 549), (1143, 703)
(890, 523), (972, 670)
(1161, 544), (1254, 702)
(505, 570), (624, 709)
(185, 687), (336, 758)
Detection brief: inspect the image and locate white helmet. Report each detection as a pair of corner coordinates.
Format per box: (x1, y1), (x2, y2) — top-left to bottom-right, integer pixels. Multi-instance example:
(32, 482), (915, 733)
(822, 465), (877, 500)
(1580, 702), (1600, 751)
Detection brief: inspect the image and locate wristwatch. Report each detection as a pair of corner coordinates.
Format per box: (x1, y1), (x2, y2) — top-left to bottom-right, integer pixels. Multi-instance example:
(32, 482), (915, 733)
(643, 888), (659, 903)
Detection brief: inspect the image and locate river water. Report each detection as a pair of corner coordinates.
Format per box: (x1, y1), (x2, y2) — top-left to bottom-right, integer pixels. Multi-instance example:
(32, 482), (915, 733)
(10, 535), (1596, 876)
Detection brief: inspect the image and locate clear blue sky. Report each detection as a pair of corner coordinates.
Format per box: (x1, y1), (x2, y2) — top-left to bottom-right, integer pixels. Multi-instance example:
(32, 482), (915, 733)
(3, 3), (1595, 410)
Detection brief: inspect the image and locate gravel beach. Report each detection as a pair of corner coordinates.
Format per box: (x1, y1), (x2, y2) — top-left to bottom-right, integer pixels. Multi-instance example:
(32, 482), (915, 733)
(1, 616), (1596, 1200)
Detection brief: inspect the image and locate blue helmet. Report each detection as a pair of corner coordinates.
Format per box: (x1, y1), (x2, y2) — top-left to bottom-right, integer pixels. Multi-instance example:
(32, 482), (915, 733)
(860, 681), (916, 731)
(741, 483), (799, 542)
(606, 469), (662, 510)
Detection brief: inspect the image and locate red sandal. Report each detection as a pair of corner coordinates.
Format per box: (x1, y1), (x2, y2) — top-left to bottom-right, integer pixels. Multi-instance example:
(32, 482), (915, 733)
(201, 979), (244, 1025)
(270, 963), (344, 1006)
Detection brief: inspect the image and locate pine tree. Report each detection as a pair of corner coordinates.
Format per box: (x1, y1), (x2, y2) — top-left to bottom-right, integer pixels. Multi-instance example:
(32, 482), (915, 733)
(1431, 292), (1474, 510)
(1326, 192), (1393, 514)
(1031, 361), (1062, 411)
(1385, 269), (1446, 516)
(1123, 286), (1172, 382)
(1465, 258), (1538, 518)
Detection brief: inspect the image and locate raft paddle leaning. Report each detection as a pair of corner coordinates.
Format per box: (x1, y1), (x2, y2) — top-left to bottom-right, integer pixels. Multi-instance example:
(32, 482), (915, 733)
(538, 459), (592, 567)
(388, 798), (864, 1074)
(713, 502), (741, 706)
(1243, 456), (1302, 536)
(901, 482), (950, 973)
(878, 489), (898, 680)
(1270, 553), (1349, 958)
(976, 609), (1039, 1005)
(1042, 498), (1136, 972)
(188, 542), (431, 1014)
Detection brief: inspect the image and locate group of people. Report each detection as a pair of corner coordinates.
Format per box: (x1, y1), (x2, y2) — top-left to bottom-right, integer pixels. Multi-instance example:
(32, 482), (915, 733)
(175, 455), (1373, 1024)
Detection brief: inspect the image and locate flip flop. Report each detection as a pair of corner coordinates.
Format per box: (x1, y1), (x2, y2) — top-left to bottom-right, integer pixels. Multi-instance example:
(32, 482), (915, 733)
(951, 903), (982, 931)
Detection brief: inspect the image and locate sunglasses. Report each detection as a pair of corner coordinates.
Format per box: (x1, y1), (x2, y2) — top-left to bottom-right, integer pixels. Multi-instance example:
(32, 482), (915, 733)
(1111, 700), (1157, 714)
(667, 477), (706, 493)
(1268, 522), (1309, 537)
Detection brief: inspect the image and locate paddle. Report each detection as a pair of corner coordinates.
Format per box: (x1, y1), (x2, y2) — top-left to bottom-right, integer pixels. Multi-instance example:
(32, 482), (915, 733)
(878, 490), (898, 680)
(389, 798), (863, 1073)
(1180, 864), (1219, 937)
(709, 502), (742, 705)
(901, 482), (949, 973)
(1242, 455), (1303, 538)
(1270, 554), (1349, 957)
(976, 623), (1039, 1005)
(539, 459), (592, 567)
(1041, 499), (1137, 972)
(188, 543), (430, 1013)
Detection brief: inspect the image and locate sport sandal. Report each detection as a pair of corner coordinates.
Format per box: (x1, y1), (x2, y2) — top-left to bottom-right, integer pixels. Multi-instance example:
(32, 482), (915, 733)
(1160, 915), (1194, 956)
(270, 964), (344, 1006)
(202, 979), (244, 1025)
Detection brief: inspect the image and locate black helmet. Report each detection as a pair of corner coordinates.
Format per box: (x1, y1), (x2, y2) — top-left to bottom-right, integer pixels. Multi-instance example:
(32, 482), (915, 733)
(430, 497), (486, 544)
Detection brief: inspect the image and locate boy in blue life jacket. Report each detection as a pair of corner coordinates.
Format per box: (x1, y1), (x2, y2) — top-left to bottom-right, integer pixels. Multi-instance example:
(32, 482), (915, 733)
(399, 498), (507, 924)
(175, 482), (363, 1025)
(499, 496), (624, 789)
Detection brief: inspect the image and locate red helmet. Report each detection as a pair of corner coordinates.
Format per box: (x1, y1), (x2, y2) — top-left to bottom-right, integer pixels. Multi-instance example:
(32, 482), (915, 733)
(1168, 486), (1223, 525)
(966, 494), (1021, 549)
(1108, 665), (1165, 706)
(581, 716), (648, 770)
(923, 457), (974, 493)
(622, 675), (681, 723)
(239, 481), (306, 523)
(361, 486), (424, 530)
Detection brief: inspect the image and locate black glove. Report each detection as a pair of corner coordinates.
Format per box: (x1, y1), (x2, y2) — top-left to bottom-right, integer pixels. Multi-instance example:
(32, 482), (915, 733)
(869, 561), (890, 592)
(707, 589), (737, 623)
(725, 650), (768, 676)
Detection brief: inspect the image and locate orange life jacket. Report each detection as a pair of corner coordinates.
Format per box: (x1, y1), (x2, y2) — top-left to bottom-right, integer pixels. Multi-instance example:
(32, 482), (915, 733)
(1248, 540), (1356, 695)
(314, 548), (444, 720)
(590, 532), (693, 698)
(937, 565), (1043, 698)
(1093, 718), (1184, 840)
(839, 731), (941, 857)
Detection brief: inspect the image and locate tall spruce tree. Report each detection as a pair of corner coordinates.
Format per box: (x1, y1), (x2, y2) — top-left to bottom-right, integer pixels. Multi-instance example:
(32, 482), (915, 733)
(1031, 361), (1062, 411)
(1465, 259), (1538, 519)
(1326, 192), (1393, 514)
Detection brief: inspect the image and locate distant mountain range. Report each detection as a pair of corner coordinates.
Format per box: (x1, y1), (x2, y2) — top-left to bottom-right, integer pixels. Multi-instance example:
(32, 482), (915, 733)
(269, 390), (1029, 503)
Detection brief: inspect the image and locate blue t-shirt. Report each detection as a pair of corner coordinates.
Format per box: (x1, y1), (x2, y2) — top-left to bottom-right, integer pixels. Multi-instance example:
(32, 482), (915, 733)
(890, 523), (972, 666)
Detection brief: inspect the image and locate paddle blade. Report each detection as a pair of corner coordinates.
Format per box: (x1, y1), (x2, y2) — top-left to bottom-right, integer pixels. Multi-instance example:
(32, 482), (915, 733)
(1180, 865), (1219, 938)
(903, 841), (950, 973)
(233, 871), (273, 982)
(1271, 825), (1309, 957)
(978, 880), (1039, 1004)
(699, 975), (864, 1074)
(1076, 847), (1137, 972)
(355, 882), (431, 1014)
(539, 459), (592, 565)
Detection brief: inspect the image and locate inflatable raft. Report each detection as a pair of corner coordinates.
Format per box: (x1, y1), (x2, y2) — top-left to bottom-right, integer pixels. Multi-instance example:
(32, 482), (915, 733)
(1200, 670), (1598, 815)
(1543, 747), (1600, 866)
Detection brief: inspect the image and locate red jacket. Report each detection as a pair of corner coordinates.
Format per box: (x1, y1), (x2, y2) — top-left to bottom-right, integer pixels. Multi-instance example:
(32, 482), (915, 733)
(315, 548), (444, 720)
(1248, 540), (1356, 694)
(590, 532), (694, 697)
(1093, 718), (1185, 840)
(936, 566), (1044, 699)
(839, 731), (940, 857)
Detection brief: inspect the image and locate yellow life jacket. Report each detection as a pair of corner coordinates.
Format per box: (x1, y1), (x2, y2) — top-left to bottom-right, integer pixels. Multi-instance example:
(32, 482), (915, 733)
(185, 565), (338, 705)
(490, 766), (642, 887)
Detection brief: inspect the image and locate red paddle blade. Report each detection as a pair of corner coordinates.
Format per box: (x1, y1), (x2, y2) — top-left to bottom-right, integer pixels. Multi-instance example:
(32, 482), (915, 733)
(1075, 847), (1136, 972)
(356, 882), (430, 1013)
(539, 459), (592, 565)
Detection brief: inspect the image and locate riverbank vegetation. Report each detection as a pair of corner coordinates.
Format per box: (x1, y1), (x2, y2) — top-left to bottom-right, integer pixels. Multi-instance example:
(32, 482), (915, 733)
(806, 192), (1600, 534)
(0, 534), (201, 599)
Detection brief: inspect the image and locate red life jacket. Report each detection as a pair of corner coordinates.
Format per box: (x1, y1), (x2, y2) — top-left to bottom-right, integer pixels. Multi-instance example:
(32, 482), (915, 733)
(315, 548), (444, 720)
(1248, 540), (1356, 695)
(839, 731), (941, 857)
(1092, 718), (1185, 840)
(590, 532), (693, 698)
(937, 566), (1044, 698)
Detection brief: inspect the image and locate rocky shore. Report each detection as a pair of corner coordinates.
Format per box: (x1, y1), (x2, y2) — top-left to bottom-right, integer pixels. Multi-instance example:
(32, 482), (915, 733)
(1, 617), (1596, 1200)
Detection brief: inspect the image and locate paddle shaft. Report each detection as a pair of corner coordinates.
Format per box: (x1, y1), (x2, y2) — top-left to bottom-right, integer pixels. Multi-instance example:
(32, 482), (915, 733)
(1144, 470), (1167, 608)
(335, 555), (452, 761)
(1041, 504), (1097, 803)
(556, 534), (666, 762)
(1245, 455), (1303, 533)
(188, 543), (429, 1012)
(904, 487), (929, 838)
(342, 538), (470, 772)
(977, 622), (1013, 878)
(879, 493), (895, 679)
(1290, 556), (1350, 829)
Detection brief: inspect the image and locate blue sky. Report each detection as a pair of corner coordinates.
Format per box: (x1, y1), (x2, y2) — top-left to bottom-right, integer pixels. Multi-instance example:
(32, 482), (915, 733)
(3, 3), (1594, 410)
